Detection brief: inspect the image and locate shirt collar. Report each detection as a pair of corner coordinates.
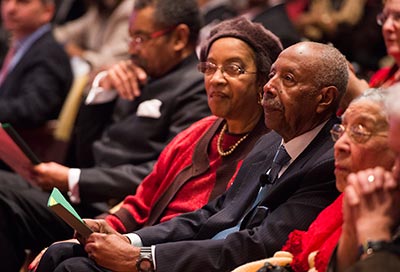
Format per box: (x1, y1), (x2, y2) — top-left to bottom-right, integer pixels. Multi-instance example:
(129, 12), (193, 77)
(282, 120), (329, 163)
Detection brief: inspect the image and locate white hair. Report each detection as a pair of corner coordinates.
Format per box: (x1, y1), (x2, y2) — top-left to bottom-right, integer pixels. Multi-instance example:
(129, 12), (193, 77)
(385, 83), (400, 119)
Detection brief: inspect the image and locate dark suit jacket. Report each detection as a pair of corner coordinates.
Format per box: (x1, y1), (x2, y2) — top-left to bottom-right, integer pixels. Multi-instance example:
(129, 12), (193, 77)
(252, 4), (301, 48)
(135, 117), (340, 272)
(71, 53), (210, 205)
(0, 30), (72, 127)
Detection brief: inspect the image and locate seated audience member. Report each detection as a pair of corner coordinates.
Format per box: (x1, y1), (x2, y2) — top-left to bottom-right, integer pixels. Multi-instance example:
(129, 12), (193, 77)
(53, 0), (134, 72)
(0, 0), (73, 127)
(198, 0), (237, 25)
(0, 0), (210, 270)
(330, 85), (400, 272)
(197, 0), (237, 46)
(37, 41), (345, 272)
(370, 0), (400, 87)
(295, 0), (366, 42)
(233, 88), (396, 272)
(240, 0), (301, 48)
(29, 16), (282, 270)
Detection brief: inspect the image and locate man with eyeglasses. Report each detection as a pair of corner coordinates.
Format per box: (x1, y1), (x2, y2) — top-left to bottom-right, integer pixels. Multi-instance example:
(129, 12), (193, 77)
(38, 41), (344, 272)
(0, 0), (210, 271)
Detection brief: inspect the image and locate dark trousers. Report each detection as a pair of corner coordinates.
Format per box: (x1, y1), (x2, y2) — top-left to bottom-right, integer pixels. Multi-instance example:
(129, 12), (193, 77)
(36, 242), (109, 272)
(0, 171), (73, 271)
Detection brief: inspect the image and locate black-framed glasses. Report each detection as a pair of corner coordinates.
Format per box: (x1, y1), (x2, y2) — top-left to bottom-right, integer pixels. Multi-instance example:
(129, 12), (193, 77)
(197, 62), (257, 78)
(376, 11), (400, 26)
(330, 123), (387, 144)
(128, 26), (176, 47)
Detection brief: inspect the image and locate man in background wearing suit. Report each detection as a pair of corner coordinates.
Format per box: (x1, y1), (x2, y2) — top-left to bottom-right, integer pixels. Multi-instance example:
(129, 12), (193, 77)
(0, 0), (72, 127)
(0, 0), (209, 271)
(38, 41), (345, 272)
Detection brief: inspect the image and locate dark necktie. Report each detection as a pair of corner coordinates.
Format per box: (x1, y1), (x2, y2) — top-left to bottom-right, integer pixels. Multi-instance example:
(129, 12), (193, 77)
(268, 145), (291, 184)
(211, 145), (291, 240)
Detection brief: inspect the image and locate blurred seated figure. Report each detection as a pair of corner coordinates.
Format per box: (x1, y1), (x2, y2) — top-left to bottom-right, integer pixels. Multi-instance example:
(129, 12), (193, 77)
(52, 0), (87, 25)
(197, 0), (237, 42)
(0, 0), (72, 128)
(329, 85), (400, 272)
(295, 0), (366, 42)
(285, 0), (309, 23)
(370, 0), (400, 88)
(53, 0), (134, 72)
(198, 0), (237, 25)
(0, 0), (73, 171)
(296, 0), (386, 79)
(233, 89), (396, 272)
(0, 0), (210, 270)
(29, 17), (281, 270)
(240, 0), (301, 48)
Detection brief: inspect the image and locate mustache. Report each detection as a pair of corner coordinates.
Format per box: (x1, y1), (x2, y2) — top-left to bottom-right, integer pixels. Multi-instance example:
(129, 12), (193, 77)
(262, 96), (283, 111)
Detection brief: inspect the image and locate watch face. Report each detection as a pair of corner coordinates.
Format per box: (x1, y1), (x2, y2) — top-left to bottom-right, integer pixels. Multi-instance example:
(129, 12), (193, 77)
(137, 256), (154, 272)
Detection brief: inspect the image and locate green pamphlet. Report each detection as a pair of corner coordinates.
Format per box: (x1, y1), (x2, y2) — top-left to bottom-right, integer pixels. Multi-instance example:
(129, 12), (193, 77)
(48, 188), (93, 238)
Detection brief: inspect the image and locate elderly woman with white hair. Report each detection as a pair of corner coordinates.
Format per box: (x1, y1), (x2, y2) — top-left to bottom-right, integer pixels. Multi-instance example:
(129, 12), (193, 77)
(329, 85), (400, 272)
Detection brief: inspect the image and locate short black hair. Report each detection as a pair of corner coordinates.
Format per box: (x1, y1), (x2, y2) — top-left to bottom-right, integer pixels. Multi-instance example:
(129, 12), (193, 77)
(134, 0), (202, 46)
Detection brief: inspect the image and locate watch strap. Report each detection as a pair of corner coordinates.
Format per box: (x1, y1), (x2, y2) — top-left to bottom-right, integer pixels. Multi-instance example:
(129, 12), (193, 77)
(359, 240), (400, 257)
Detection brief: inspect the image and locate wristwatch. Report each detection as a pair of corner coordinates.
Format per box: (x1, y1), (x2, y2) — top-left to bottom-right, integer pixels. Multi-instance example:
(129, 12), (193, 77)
(359, 240), (400, 257)
(136, 247), (155, 272)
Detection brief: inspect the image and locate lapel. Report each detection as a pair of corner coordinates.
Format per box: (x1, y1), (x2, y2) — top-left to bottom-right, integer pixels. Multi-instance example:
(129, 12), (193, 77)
(262, 117), (338, 206)
(242, 117), (338, 228)
(0, 32), (49, 96)
(197, 131), (280, 234)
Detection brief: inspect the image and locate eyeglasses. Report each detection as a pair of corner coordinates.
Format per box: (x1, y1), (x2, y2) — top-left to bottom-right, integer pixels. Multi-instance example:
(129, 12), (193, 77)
(376, 11), (400, 26)
(330, 123), (387, 144)
(128, 26), (176, 47)
(197, 62), (257, 78)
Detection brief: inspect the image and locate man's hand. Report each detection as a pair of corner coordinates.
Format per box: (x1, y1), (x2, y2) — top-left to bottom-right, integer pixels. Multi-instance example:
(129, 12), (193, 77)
(74, 219), (118, 245)
(85, 232), (139, 272)
(32, 162), (69, 192)
(84, 219), (118, 234)
(100, 60), (147, 101)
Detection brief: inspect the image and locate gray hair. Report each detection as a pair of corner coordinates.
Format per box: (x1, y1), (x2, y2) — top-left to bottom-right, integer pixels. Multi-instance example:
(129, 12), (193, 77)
(346, 88), (389, 123)
(385, 83), (400, 119)
(307, 42), (349, 102)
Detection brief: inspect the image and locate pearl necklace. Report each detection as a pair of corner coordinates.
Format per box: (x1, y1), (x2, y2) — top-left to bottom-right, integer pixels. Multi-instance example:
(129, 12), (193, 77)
(217, 123), (250, 157)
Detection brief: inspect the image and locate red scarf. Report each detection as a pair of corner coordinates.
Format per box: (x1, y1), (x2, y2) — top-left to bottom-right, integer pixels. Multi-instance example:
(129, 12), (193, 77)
(282, 194), (344, 272)
(369, 65), (399, 88)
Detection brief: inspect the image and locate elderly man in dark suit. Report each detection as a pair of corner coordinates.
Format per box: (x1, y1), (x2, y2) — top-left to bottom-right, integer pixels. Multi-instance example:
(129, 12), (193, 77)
(0, 0), (72, 127)
(37, 41), (346, 272)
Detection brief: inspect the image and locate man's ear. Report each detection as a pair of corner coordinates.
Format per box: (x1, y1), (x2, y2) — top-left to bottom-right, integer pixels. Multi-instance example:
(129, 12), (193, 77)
(316, 86), (338, 113)
(41, 2), (56, 25)
(171, 24), (190, 52)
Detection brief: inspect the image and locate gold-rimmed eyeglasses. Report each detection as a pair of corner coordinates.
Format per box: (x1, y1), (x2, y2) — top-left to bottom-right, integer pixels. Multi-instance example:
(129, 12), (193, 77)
(330, 123), (387, 144)
(197, 62), (257, 78)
